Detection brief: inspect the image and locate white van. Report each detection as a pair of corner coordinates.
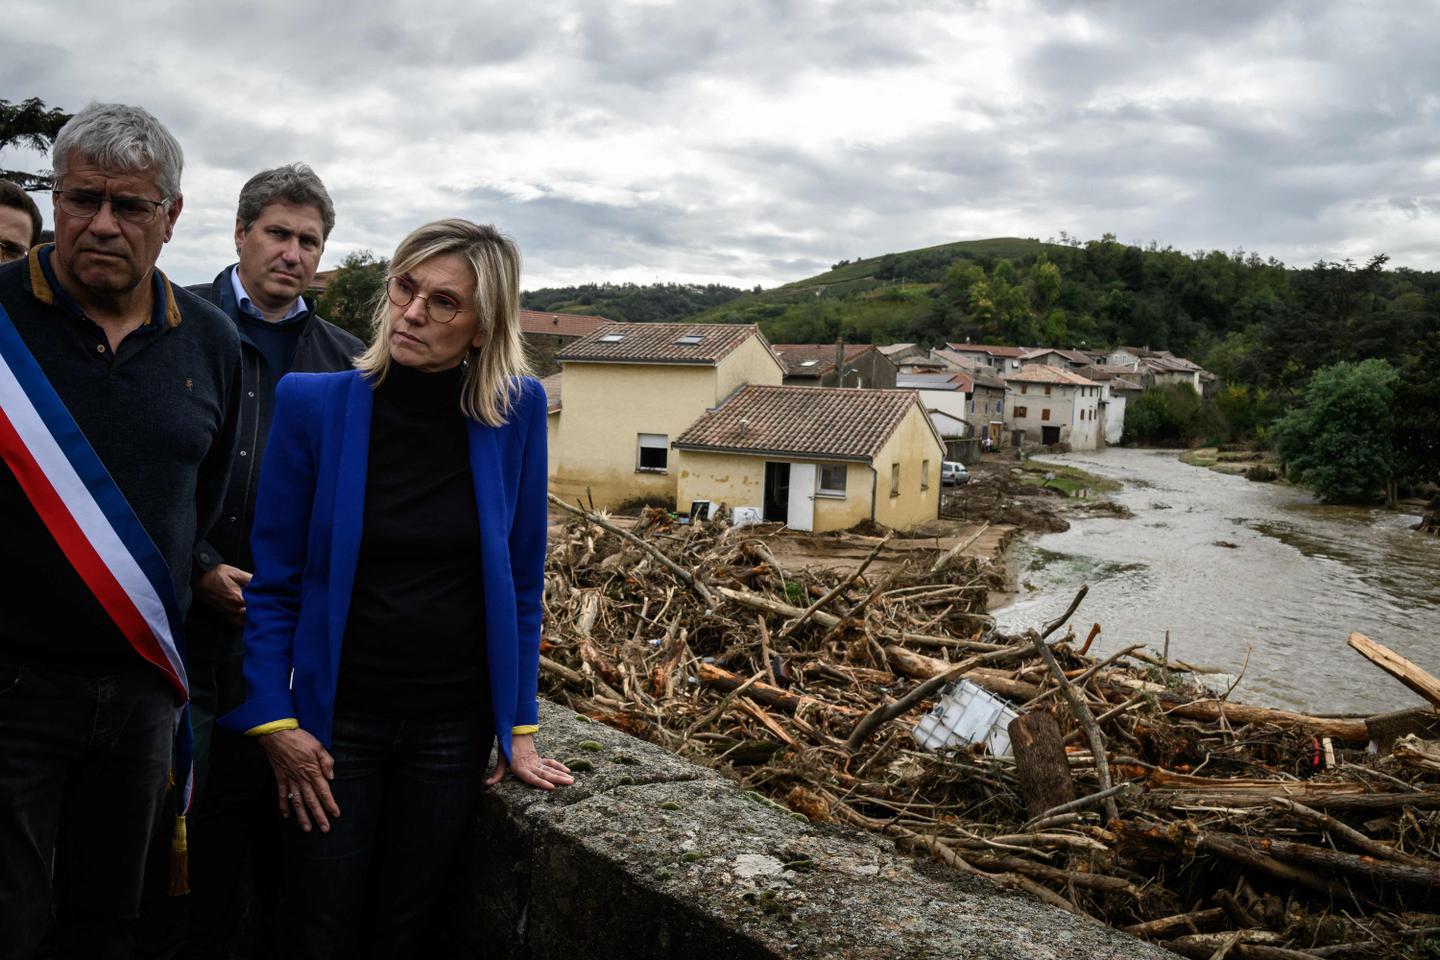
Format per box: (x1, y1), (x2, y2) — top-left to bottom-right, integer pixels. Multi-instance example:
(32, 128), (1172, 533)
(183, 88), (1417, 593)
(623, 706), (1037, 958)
(941, 461), (970, 486)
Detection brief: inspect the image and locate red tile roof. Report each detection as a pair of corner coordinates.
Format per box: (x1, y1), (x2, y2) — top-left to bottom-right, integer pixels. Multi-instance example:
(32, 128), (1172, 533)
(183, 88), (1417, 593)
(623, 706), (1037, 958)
(520, 309), (614, 339)
(556, 322), (767, 365)
(675, 385), (929, 461)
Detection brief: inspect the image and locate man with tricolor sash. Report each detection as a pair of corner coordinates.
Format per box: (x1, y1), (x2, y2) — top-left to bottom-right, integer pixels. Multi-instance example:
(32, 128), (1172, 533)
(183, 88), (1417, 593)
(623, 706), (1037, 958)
(0, 103), (240, 959)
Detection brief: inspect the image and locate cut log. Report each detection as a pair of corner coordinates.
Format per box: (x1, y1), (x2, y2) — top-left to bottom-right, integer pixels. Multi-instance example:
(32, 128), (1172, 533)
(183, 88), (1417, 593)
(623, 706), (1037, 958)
(696, 662), (859, 716)
(1008, 711), (1076, 818)
(1348, 632), (1440, 709)
(885, 644), (1042, 701)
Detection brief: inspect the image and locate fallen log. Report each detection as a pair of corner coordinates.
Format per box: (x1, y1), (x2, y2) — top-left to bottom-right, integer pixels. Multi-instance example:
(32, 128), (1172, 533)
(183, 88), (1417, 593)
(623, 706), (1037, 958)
(696, 662), (860, 716)
(1210, 832), (1440, 888)
(1191, 832), (1371, 909)
(1348, 632), (1440, 709)
(1269, 797), (1434, 867)
(1123, 907), (1225, 938)
(884, 644), (1041, 700)
(1147, 694), (1370, 741)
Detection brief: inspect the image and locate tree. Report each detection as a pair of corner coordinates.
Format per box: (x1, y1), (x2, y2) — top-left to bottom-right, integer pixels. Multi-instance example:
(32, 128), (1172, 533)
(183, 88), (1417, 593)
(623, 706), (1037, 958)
(1, 98), (71, 190)
(316, 251), (387, 342)
(1273, 359), (1399, 504)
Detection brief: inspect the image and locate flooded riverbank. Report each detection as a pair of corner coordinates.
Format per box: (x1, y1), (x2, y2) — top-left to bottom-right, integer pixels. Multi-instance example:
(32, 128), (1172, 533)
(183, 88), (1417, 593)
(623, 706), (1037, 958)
(993, 448), (1440, 714)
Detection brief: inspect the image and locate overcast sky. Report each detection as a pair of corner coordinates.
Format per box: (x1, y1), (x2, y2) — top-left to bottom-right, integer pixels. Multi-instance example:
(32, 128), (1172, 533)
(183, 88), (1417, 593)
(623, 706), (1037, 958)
(4, 0), (1438, 290)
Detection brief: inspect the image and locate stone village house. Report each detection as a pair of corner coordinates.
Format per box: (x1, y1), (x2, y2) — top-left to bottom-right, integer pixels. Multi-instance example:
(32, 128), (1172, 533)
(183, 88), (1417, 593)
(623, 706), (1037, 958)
(770, 343), (898, 389)
(1003, 366), (1107, 450)
(545, 323), (944, 532)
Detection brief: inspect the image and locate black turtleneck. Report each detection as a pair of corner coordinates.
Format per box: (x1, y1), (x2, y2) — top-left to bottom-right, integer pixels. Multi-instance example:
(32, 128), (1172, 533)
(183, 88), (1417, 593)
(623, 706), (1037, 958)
(335, 362), (488, 719)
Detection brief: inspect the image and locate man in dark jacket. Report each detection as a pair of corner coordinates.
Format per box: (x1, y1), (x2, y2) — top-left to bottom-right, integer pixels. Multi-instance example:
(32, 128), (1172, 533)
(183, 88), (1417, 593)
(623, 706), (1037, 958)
(136, 163), (363, 959)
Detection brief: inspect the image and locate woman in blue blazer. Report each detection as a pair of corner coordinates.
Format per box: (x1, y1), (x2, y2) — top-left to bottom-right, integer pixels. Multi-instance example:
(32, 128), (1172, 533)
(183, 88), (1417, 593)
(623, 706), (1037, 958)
(221, 219), (571, 957)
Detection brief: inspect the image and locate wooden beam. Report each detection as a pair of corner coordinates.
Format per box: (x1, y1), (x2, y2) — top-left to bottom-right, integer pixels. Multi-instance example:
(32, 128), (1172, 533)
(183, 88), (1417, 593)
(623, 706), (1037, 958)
(1348, 632), (1440, 709)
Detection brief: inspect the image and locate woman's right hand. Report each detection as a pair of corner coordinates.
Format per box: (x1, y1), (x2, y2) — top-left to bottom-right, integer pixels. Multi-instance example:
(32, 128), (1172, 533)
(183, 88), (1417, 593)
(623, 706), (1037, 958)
(258, 727), (341, 832)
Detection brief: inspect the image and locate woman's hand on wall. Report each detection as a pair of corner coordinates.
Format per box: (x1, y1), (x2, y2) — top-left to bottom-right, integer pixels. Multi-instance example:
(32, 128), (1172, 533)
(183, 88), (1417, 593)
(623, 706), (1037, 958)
(259, 727), (341, 831)
(484, 734), (574, 791)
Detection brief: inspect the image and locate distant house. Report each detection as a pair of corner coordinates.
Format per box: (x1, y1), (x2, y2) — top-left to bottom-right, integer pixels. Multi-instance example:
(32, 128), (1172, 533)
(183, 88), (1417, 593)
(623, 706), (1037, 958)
(1076, 365), (1140, 445)
(550, 322), (784, 508)
(771, 343), (897, 388)
(899, 365), (1006, 442)
(1004, 366), (1104, 450)
(1020, 348), (1105, 369)
(876, 342), (928, 366)
(674, 385), (945, 533)
(521, 309), (616, 376)
(944, 343), (1029, 373)
(1103, 347), (1209, 395)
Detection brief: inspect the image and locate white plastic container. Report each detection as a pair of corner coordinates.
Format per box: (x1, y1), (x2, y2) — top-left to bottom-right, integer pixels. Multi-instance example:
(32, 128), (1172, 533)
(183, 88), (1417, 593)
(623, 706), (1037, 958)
(911, 678), (1020, 757)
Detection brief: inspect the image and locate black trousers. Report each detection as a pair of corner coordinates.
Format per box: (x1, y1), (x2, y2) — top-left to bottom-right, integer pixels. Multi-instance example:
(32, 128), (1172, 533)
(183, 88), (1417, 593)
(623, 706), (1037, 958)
(279, 708), (494, 960)
(0, 660), (175, 960)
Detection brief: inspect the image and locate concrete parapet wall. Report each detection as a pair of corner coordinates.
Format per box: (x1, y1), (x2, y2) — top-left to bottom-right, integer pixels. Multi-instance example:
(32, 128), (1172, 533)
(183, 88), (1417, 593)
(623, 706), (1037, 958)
(445, 701), (1175, 960)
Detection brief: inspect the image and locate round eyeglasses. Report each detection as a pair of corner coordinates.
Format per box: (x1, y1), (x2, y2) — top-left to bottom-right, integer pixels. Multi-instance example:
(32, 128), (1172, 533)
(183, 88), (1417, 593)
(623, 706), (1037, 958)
(386, 276), (462, 324)
(53, 189), (171, 225)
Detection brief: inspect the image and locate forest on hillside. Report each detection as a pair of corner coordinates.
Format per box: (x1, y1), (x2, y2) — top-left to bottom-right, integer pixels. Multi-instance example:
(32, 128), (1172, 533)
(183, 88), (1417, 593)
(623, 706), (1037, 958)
(521, 281), (747, 324)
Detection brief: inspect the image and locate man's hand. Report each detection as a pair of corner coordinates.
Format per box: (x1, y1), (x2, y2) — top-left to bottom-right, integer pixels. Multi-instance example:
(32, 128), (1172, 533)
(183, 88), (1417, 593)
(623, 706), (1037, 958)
(258, 727), (340, 832)
(196, 563), (252, 624)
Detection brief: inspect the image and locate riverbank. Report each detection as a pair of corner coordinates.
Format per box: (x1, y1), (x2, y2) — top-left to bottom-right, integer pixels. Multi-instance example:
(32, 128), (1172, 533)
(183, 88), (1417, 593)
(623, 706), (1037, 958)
(994, 447), (1440, 715)
(1180, 444), (1284, 480)
(537, 499), (1440, 960)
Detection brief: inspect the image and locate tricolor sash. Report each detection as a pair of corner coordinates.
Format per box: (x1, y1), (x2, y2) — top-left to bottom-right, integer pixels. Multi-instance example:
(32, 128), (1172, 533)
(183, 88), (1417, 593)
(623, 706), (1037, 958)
(0, 300), (193, 813)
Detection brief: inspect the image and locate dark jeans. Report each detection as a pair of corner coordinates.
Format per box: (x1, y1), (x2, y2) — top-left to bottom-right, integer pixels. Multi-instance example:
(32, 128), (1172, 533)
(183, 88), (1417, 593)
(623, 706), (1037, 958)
(0, 660), (175, 960)
(280, 708), (494, 960)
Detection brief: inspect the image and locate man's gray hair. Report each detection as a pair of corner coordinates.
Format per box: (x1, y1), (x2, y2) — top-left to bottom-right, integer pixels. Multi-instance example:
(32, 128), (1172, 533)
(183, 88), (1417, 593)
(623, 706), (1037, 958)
(52, 103), (184, 198)
(237, 164), (336, 240)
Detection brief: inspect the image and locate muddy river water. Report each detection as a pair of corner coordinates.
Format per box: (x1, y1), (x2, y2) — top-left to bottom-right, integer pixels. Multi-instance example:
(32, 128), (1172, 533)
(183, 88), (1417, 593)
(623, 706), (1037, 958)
(993, 448), (1440, 714)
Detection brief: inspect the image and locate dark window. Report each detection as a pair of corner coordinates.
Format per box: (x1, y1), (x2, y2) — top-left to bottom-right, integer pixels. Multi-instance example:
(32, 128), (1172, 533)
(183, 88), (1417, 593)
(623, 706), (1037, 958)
(637, 433), (668, 471)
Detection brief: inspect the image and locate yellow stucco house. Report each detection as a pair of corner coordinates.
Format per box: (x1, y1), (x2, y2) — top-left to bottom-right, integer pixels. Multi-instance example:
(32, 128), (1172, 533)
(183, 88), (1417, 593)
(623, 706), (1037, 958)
(548, 322), (785, 508)
(673, 385), (946, 532)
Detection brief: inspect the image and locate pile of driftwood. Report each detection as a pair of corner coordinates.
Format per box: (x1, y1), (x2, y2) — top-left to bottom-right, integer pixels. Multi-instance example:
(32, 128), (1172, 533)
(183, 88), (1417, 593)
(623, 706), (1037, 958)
(539, 497), (1440, 959)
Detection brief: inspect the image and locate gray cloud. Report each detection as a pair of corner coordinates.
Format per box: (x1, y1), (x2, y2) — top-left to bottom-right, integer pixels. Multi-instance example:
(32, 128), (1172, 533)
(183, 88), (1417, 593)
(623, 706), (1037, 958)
(3, 0), (1437, 288)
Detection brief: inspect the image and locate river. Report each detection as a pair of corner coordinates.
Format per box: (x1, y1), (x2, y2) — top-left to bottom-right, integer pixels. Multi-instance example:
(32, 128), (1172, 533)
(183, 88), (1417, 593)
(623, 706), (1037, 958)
(993, 448), (1440, 715)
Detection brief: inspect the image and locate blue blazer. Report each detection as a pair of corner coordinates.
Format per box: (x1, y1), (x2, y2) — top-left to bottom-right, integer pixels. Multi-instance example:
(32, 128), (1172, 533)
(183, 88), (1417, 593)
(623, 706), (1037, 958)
(219, 370), (548, 761)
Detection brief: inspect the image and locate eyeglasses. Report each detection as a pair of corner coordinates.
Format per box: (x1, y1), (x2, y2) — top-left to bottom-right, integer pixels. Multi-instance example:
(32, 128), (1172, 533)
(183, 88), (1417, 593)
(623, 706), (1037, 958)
(386, 275), (463, 324)
(53, 189), (171, 225)
(0, 240), (27, 263)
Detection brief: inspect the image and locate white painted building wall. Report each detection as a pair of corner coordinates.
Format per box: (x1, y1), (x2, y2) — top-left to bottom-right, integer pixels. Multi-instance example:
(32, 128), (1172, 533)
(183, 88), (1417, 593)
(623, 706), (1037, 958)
(1005, 382), (1103, 450)
(1100, 386), (1126, 446)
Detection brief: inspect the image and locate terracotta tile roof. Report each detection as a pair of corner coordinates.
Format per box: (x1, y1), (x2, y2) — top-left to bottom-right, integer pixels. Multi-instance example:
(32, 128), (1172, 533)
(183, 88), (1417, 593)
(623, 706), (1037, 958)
(539, 373), (562, 413)
(1003, 366), (1100, 387)
(1078, 364), (1142, 380)
(771, 343), (875, 376)
(556, 322), (766, 365)
(875, 342), (916, 355)
(675, 385), (926, 461)
(520, 309), (614, 339)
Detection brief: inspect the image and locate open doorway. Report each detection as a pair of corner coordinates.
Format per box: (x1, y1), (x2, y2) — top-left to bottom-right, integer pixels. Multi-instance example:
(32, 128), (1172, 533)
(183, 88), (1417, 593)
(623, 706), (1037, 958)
(763, 462), (790, 522)
(1041, 425), (1061, 445)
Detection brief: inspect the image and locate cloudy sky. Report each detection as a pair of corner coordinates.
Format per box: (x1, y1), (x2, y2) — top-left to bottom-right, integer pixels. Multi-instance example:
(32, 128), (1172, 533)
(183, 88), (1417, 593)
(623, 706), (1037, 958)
(4, 0), (1438, 290)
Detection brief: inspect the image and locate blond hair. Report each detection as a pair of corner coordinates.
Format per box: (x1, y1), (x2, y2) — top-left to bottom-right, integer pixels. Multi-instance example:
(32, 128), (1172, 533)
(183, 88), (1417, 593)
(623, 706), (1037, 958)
(355, 219), (531, 426)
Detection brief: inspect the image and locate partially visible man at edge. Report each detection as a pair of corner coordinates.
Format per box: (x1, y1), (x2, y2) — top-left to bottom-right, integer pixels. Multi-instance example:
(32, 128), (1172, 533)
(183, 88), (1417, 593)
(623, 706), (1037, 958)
(0, 180), (44, 263)
(0, 103), (240, 959)
(135, 163), (363, 960)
